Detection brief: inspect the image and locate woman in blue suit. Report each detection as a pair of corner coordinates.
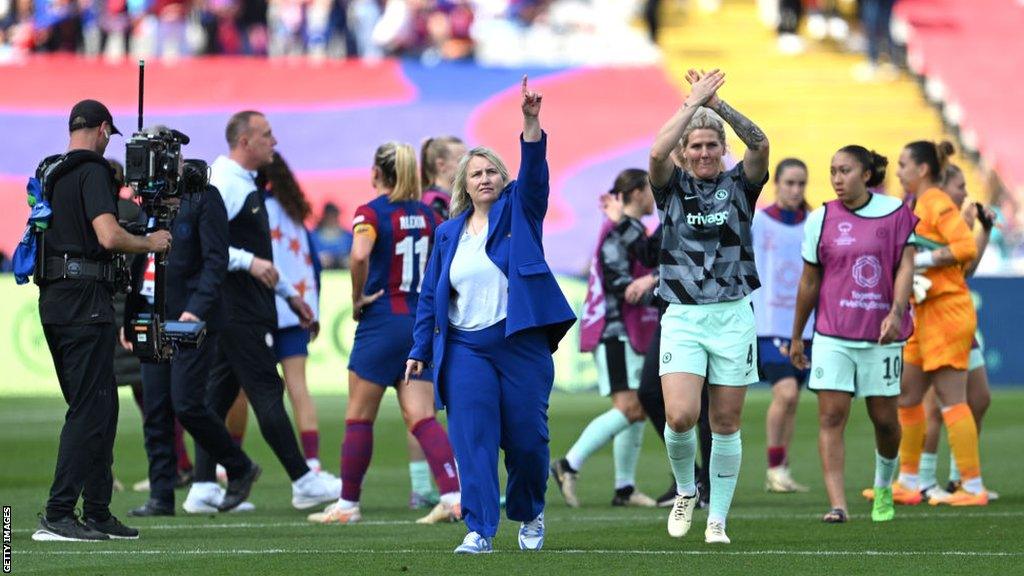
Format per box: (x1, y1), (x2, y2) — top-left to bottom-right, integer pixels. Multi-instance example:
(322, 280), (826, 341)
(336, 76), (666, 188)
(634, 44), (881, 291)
(405, 76), (575, 554)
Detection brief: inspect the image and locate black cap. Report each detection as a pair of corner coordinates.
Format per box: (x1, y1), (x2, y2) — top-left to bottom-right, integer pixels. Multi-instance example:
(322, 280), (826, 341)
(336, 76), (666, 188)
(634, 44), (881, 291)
(68, 99), (121, 136)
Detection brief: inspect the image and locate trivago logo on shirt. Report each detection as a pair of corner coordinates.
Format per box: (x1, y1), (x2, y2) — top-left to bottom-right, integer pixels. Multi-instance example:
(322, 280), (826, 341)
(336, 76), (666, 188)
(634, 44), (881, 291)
(687, 210), (730, 227)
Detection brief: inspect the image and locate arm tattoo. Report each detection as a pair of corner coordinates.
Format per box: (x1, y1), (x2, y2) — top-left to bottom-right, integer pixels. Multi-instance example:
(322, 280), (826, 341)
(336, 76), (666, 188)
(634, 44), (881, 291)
(714, 100), (767, 150)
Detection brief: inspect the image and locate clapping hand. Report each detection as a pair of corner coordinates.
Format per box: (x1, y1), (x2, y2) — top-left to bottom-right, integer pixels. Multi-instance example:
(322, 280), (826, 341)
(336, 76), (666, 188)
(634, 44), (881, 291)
(684, 68), (725, 108)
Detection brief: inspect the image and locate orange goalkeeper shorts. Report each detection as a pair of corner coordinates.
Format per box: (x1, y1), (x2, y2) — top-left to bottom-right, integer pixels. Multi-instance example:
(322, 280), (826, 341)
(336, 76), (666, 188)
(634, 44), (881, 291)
(904, 291), (976, 372)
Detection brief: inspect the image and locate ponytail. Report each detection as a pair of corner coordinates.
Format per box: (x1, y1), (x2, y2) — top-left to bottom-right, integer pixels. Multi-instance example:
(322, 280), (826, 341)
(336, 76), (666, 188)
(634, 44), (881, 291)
(904, 140), (955, 184)
(838, 145), (888, 188)
(374, 141), (422, 202)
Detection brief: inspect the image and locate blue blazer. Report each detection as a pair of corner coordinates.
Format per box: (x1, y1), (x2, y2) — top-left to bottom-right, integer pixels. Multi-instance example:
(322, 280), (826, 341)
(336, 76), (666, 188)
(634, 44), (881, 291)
(409, 133), (576, 405)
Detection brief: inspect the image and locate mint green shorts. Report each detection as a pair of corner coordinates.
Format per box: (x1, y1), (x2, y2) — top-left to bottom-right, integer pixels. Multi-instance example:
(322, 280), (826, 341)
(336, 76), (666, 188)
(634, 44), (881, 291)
(660, 296), (758, 386)
(807, 334), (904, 398)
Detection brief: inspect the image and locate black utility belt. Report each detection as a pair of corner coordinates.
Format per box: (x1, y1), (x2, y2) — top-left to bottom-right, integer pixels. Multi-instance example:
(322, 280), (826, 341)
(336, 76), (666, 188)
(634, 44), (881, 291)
(43, 256), (118, 283)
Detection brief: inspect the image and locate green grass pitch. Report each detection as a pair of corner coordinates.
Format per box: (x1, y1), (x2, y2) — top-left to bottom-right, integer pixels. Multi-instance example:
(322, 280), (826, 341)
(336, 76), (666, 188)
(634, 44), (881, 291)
(2, 389), (1023, 575)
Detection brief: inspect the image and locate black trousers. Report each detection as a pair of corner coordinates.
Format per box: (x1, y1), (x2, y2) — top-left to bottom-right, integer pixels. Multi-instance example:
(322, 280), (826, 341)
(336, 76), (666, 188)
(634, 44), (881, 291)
(638, 322), (713, 491)
(140, 332), (252, 504)
(43, 322), (118, 521)
(194, 322), (308, 482)
(778, 0), (805, 34)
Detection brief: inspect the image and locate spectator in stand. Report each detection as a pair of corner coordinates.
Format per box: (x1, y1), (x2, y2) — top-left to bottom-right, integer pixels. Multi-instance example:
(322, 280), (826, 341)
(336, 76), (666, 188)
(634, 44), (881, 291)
(854, 0), (898, 82)
(237, 0), (268, 54)
(312, 202), (353, 269)
(152, 0), (191, 59)
(776, 0), (805, 54)
(267, 0), (306, 57)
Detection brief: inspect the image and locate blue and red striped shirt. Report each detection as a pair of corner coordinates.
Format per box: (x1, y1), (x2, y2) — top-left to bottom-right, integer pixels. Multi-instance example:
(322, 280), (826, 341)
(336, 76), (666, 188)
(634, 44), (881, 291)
(352, 195), (441, 317)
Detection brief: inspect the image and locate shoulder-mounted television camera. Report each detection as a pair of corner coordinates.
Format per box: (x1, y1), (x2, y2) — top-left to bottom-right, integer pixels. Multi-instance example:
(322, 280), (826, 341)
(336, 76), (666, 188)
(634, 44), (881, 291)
(124, 127), (189, 200)
(123, 60), (207, 363)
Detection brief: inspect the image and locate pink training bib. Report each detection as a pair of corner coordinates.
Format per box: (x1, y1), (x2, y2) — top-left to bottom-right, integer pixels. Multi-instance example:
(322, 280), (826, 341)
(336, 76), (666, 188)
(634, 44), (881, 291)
(814, 199), (917, 343)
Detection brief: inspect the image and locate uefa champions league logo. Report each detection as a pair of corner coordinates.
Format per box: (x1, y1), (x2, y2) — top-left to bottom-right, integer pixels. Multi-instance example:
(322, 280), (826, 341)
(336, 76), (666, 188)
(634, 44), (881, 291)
(852, 255), (882, 288)
(834, 222), (856, 246)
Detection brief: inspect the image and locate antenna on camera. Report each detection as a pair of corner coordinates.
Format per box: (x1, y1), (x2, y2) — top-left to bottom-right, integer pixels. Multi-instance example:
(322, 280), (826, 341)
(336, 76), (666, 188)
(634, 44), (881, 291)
(137, 59), (145, 133)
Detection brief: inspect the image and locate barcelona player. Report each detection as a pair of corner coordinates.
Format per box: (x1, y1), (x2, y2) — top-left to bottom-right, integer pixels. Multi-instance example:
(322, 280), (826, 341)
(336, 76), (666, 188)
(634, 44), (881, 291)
(308, 142), (462, 524)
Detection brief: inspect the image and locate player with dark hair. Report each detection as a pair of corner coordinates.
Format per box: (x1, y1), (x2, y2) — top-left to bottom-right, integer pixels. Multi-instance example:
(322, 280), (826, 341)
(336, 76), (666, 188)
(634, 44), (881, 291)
(752, 157), (813, 493)
(791, 145), (917, 523)
(552, 168), (659, 509)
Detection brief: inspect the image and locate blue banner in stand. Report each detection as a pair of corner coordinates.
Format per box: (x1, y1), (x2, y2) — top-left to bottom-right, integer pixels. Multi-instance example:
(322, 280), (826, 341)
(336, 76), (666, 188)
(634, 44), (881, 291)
(970, 277), (1024, 386)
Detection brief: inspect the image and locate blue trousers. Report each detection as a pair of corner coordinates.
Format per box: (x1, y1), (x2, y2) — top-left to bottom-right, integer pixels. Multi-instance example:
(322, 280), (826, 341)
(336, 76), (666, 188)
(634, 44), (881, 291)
(441, 320), (554, 538)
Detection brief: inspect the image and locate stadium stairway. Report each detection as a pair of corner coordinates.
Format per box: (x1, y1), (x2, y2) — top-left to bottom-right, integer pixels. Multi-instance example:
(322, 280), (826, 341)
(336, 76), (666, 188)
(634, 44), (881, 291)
(652, 0), (984, 207)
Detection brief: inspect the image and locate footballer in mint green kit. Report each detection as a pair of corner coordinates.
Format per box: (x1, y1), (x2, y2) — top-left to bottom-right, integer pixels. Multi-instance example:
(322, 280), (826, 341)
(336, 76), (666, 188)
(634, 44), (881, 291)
(789, 145), (917, 525)
(648, 68), (770, 545)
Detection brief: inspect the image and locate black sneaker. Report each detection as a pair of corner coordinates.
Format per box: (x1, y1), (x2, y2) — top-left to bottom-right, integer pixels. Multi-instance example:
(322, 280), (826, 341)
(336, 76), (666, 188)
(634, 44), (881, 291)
(656, 480), (677, 508)
(32, 514), (109, 542)
(129, 499), (175, 517)
(219, 463), (261, 512)
(84, 515), (140, 540)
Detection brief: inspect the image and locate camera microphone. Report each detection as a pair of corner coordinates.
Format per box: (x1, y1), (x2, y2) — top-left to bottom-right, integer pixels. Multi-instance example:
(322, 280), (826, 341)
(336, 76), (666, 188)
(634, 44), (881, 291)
(169, 129), (190, 145)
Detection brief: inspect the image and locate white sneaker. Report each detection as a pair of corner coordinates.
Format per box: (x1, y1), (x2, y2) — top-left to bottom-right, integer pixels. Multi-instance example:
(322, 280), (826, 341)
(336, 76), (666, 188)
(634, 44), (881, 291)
(307, 501), (361, 524)
(518, 513), (545, 551)
(454, 531), (493, 554)
(229, 501), (255, 513)
(807, 13), (828, 40)
(766, 466), (809, 493)
(292, 470), (340, 510)
(306, 458), (322, 473)
(777, 33), (805, 55)
(183, 482), (224, 514)
(705, 521), (731, 544)
(317, 470), (342, 495)
(667, 492), (698, 538)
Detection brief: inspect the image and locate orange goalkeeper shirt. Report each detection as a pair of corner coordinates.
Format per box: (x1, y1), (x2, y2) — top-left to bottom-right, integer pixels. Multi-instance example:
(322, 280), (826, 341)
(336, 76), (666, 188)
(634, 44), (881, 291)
(911, 187), (977, 300)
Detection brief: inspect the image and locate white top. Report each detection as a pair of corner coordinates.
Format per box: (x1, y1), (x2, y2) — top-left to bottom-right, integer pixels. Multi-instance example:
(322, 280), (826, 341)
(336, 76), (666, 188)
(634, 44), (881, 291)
(266, 196), (319, 328)
(751, 210), (813, 340)
(448, 224), (508, 331)
(210, 154), (297, 300)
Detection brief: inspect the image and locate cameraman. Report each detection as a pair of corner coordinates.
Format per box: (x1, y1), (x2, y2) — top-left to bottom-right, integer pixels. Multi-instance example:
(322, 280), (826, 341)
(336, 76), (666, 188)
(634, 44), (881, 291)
(32, 100), (171, 542)
(185, 111), (338, 512)
(124, 146), (261, 516)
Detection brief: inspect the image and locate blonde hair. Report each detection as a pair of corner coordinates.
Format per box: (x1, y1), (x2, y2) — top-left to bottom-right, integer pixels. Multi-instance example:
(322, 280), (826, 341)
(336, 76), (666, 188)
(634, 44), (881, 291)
(420, 135), (464, 189)
(679, 108), (728, 172)
(449, 147), (510, 217)
(374, 142), (421, 202)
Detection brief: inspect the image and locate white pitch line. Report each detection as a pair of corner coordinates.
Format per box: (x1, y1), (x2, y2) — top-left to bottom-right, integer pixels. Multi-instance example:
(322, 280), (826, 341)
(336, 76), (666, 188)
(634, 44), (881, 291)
(15, 549), (1024, 557)
(12, 510), (1024, 534)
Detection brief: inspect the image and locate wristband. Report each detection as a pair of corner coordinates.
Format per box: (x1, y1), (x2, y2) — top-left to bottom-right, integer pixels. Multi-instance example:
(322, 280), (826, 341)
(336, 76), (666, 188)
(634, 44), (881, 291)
(914, 251), (936, 268)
